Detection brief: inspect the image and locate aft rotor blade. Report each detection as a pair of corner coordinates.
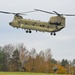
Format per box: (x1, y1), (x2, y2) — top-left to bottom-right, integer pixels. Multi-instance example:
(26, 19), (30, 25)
(53, 11), (61, 16)
(35, 9), (75, 16)
(34, 9), (55, 14)
(53, 11), (75, 16)
(62, 14), (75, 16)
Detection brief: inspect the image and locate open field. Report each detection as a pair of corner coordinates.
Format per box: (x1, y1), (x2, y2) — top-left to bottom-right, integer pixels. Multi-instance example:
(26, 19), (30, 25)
(0, 72), (68, 75)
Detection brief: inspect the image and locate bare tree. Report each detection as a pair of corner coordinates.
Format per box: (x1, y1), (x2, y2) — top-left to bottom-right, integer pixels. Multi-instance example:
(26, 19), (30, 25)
(16, 43), (29, 71)
(44, 49), (52, 61)
(2, 44), (14, 58)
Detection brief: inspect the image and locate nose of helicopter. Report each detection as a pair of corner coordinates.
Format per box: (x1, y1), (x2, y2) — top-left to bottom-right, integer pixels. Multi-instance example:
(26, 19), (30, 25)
(9, 22), (15, 27)
(9, 22), (12, 25)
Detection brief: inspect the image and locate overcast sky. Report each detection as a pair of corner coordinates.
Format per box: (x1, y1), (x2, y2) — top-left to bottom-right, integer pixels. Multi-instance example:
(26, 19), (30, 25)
(0, 0), (75, 61)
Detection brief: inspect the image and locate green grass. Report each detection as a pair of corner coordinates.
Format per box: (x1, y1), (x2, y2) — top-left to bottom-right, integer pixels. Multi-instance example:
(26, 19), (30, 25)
(0, 72), (68, 75)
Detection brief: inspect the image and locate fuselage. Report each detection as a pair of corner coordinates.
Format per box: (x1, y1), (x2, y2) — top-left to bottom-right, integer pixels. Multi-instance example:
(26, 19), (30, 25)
(9, 15), (65, 33)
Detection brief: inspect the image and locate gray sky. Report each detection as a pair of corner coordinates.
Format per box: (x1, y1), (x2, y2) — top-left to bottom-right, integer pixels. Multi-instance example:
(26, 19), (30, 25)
(0, 0), (75, 60)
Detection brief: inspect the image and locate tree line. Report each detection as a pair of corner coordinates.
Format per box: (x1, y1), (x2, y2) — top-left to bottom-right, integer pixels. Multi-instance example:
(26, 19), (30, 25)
(0, 43), (75, 74)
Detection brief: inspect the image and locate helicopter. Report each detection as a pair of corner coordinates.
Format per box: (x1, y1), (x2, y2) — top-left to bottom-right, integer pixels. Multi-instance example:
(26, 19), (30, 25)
(0, 9), (75, 35)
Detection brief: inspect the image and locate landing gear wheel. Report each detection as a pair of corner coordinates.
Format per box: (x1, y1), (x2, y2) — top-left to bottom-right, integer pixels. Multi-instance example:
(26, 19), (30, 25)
(26, 30), (28, 33)
(51, 32), (52, 35)
(50, 32), (56, 36)
(54, 32), (56, 36)
(29, 30), (32, 33)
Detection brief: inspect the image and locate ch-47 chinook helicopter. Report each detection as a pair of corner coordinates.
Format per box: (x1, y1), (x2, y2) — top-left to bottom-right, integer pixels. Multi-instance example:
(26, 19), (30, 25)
(0, 9), (75, 35)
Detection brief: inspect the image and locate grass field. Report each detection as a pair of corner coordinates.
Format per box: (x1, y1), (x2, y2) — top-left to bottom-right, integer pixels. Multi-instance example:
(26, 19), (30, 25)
(0, 72), (68, 75)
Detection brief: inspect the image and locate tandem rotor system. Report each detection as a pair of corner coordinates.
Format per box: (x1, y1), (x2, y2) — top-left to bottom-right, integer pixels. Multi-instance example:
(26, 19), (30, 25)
(0, 9), (75, 35)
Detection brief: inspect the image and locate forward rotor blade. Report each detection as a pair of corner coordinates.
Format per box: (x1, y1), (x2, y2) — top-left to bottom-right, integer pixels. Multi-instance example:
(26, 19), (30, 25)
(0, 10), (36, 15)
(35, 9), (75, 16)
(34, 9), (55, 14)
(0, 11), (27, 15)
(20, 10), (37, 14)
(0, 11), (15, 14)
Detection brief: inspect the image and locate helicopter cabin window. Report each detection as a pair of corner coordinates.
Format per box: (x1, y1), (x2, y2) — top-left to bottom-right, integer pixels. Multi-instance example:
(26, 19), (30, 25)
(34, 22), (36, 24)
(33, 23), (35, 25)
(40, 25), (45, 27)
(18, 21), (20, 24)
(32, 22), (37, 26)
(25, 23), (27, 25)
(47, 26), (49, 28)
